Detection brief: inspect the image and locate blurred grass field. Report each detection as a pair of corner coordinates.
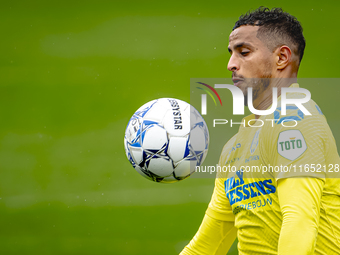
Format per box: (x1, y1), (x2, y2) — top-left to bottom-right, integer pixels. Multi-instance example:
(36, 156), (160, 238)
(1, 1), (339, 254)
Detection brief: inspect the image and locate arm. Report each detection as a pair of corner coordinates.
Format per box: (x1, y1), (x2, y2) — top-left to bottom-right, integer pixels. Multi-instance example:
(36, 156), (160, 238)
(180, 177), (237, 255)
(180, 213), (237, 255)
(277, 177), (324, 255)
(260, 99), (329, 254)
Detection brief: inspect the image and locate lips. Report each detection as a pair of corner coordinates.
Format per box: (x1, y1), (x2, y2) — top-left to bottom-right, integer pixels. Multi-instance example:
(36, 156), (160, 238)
(232, 78), (244, 86)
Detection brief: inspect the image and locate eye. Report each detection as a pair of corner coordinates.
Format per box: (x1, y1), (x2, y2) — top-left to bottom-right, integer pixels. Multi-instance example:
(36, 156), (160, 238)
(240, 51), (250, 56)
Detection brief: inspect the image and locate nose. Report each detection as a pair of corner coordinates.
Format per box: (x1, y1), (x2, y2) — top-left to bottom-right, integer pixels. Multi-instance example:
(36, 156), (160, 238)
(227, 54), (239, 72)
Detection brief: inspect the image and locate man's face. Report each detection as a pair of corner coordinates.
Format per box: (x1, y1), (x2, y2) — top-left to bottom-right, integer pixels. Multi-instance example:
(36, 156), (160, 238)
(227, 25), (276, 104)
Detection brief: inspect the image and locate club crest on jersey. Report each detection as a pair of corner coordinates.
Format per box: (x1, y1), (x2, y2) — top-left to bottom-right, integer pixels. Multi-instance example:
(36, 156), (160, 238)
(250, 130), (260, 154)
(277, 130), (307, 160)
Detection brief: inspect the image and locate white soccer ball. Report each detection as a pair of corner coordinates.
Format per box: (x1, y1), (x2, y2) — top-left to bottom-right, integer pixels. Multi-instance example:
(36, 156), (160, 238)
(124, 98), (209, 183)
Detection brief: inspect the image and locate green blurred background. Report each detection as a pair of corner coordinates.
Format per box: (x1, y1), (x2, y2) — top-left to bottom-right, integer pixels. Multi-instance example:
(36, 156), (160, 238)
(1, 1), (339, 254)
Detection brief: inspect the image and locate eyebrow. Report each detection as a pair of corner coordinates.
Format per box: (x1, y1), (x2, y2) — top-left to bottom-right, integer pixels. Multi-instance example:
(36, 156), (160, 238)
(228, 42), (254, 53)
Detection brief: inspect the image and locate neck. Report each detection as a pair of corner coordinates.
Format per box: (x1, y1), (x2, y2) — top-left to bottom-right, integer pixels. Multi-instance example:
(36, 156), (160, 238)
(253, 77), (297, 119)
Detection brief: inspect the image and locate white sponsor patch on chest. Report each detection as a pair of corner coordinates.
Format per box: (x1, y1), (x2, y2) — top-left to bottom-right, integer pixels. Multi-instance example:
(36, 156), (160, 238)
(277, 130), (307, 160)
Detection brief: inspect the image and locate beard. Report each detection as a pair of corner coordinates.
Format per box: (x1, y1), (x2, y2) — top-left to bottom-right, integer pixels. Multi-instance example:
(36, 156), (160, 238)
(242, 76), (272, 107)
(232, 66), (273, 107)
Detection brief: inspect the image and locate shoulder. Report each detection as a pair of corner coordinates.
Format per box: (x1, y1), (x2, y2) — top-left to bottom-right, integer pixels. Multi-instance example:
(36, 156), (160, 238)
(259, 98), (330, 153)
(220, 133), (239, 157)
(216, 133), (239, 178)
(262, 98), (327, 135)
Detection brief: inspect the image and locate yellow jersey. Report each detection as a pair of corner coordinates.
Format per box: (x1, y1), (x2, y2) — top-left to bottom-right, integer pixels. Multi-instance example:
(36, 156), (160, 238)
(181, 84), (340, 255)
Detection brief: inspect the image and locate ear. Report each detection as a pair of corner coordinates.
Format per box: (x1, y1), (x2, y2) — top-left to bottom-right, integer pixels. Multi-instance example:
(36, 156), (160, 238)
(276, 46), (292, 70)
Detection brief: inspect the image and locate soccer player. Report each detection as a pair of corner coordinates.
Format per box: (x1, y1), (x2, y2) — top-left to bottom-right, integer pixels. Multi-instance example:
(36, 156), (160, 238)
(180, 7), (340, 255)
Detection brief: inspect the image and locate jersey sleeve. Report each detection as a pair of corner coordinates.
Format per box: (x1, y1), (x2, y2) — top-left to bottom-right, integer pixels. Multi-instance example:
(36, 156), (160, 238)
(206, 177), (235, 221)
(180, 177), (236, 254)
(277, 177), (324, 254)
(180, 214), (237, 255)
(206, 137), (237, 221)
(180, 139), (237, 254)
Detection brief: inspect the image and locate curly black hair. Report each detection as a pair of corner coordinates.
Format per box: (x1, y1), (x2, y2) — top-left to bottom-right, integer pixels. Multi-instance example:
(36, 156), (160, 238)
(233, 7), (305, 63)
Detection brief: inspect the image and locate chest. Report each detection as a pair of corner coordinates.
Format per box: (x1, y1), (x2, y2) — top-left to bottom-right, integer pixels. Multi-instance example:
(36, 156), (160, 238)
(221, 128), (279, 214)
